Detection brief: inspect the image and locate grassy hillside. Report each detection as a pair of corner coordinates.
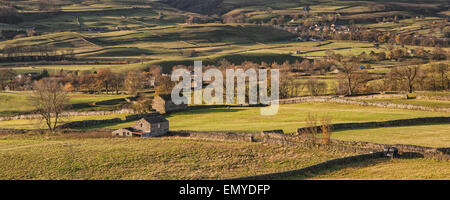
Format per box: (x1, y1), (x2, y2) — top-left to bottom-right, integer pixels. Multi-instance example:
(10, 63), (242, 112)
(287, 158), (450, 180)
(85, 103), (450, 133)
(333, 124), (450, 148)
(0, 24), (300, 72)
(0, 133), (359, 180)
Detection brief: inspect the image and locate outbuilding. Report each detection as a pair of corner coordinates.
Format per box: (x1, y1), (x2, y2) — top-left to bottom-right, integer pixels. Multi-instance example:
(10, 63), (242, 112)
(112, 116), (169, 138)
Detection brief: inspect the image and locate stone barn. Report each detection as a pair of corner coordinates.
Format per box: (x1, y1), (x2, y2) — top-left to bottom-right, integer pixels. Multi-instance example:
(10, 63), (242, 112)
(112, 116), (169, 138)
(152, 94), (187, 114)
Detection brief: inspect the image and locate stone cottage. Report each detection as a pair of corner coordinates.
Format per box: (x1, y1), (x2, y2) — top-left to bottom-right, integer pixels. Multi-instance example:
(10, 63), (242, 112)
(112, 116), (169, 137)
(152, 94), (188, 114)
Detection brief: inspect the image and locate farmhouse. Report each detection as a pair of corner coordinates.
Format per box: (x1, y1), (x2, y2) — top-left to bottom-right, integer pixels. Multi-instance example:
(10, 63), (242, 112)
(152, 94), (188, 114)
(112, 116), (169, 137)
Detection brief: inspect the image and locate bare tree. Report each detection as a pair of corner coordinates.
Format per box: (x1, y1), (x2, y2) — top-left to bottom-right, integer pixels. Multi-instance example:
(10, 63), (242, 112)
(124, 71), (147, 95)
(30, 78), (70, 131)
(391, 65), (420, 93)
(431, 63), (449, 90)
(300, 113), (319, 141)
(339, 60), (360, 95)
(320, 115), (333, 145)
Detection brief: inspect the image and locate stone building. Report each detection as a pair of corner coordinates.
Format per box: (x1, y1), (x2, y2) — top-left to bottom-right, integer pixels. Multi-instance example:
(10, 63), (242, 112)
(112, 116), (169, 137)
(152, 94), (188, 114)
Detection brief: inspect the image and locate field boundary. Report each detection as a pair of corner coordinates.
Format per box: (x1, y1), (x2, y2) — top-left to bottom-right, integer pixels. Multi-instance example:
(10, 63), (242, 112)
(0, 109), (138, 121)
(54, 113), (159, 129)
(171, 131), (450, 160)
(275, 96), (450, 112)
(296, 117), (450, 133)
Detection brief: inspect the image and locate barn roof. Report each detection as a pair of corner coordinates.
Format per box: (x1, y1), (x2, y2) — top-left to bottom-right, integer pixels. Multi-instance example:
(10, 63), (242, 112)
(141, 116), (169, 124)
(156, 94), (172, 101)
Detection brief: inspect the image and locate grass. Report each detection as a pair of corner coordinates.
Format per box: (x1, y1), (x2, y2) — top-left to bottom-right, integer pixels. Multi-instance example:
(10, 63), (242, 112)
(0, 133), (359, 180)
(0, 91), (130, 117)
(90, 102), (450, 133)
(286, 158), (450, 180)
(0, 114), (129, 130)
(332, 124), (450, 148)
(0, 92), (34, 117)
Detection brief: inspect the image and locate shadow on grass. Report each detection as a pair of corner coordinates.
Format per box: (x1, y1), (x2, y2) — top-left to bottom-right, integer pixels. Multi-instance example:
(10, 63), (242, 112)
(333, 121), (450, 132)
(285, 154), (430, 180)
(75, 121), (127, 130)
(164, 107), (247, 118)
(70, 98), (128, 111)
(285, 158), (388, 180)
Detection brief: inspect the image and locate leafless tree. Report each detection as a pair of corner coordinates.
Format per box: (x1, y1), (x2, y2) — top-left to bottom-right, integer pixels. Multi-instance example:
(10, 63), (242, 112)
(124, 71), (147, 95)
(320, 115), (333, 145)
(391, 65), (420, 93)
(30, 78), (70, 131)
(431, 63), (449, 90)
(339, 60), (360, 95)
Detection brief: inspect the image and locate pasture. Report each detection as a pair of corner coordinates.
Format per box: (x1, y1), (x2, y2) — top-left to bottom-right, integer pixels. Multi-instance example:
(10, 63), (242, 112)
(89, 103), (450, 133)
(332, 124), (450, 148)
(287, 158), (450, 180)
(0, 134), (359, 180)
(0, 91), (130, 117)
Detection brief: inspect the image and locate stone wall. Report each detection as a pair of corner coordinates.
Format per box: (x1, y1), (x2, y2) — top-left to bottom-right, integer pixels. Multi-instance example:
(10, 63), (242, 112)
(275, 96), (450, 112)
(56, 118), (123, 129)
(296, 117), (450, 133)
(170, 131), (256, 142)
(416, 95), (450, 101)
(56, 113), (159, 129)
(171, 130), (450, 161)
(0, 129), (28, 134)
(0, 109), (137, 121)
(346, 93), (408, 100)
(260, 132), (450, 161)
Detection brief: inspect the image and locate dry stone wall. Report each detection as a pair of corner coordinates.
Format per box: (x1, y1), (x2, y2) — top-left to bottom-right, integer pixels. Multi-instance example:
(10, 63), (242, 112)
(170, 131), (256, 142)
(296, 117), (450, 133)
(0, 109), (137, 121)
(56, 113), (159, 129)
(171, 130), (450, 161)
(275, 96), (450, 112)
(416, 95), (450, 101)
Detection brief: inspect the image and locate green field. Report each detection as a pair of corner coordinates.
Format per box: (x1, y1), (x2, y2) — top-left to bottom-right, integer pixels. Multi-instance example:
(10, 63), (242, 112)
(86, 103), (450, 133)
(286, 158), (450, 180)
(333, 124), (450, 148)
(0, 133), (359, 180)
(0, 92), (130, 117)
(0, 0), (449, 181)
(0, 114), (129, 130)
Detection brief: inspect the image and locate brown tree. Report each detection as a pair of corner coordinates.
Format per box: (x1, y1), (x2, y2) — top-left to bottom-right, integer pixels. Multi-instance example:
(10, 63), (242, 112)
(339, 60), (360, 95)
(0, 69), (17, 91)
(30, 78), (70, 131)
(430, 63), (449, 90)
(124, 71), (150, 95)
(155, 75), (175, 95)
(391, 65), (420, 93)
(96, 69), (114, 94)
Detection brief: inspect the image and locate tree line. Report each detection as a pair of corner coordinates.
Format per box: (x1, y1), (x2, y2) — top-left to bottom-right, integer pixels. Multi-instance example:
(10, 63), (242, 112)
(0, 55), (448, 98)
(1, 44), (75, 62)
